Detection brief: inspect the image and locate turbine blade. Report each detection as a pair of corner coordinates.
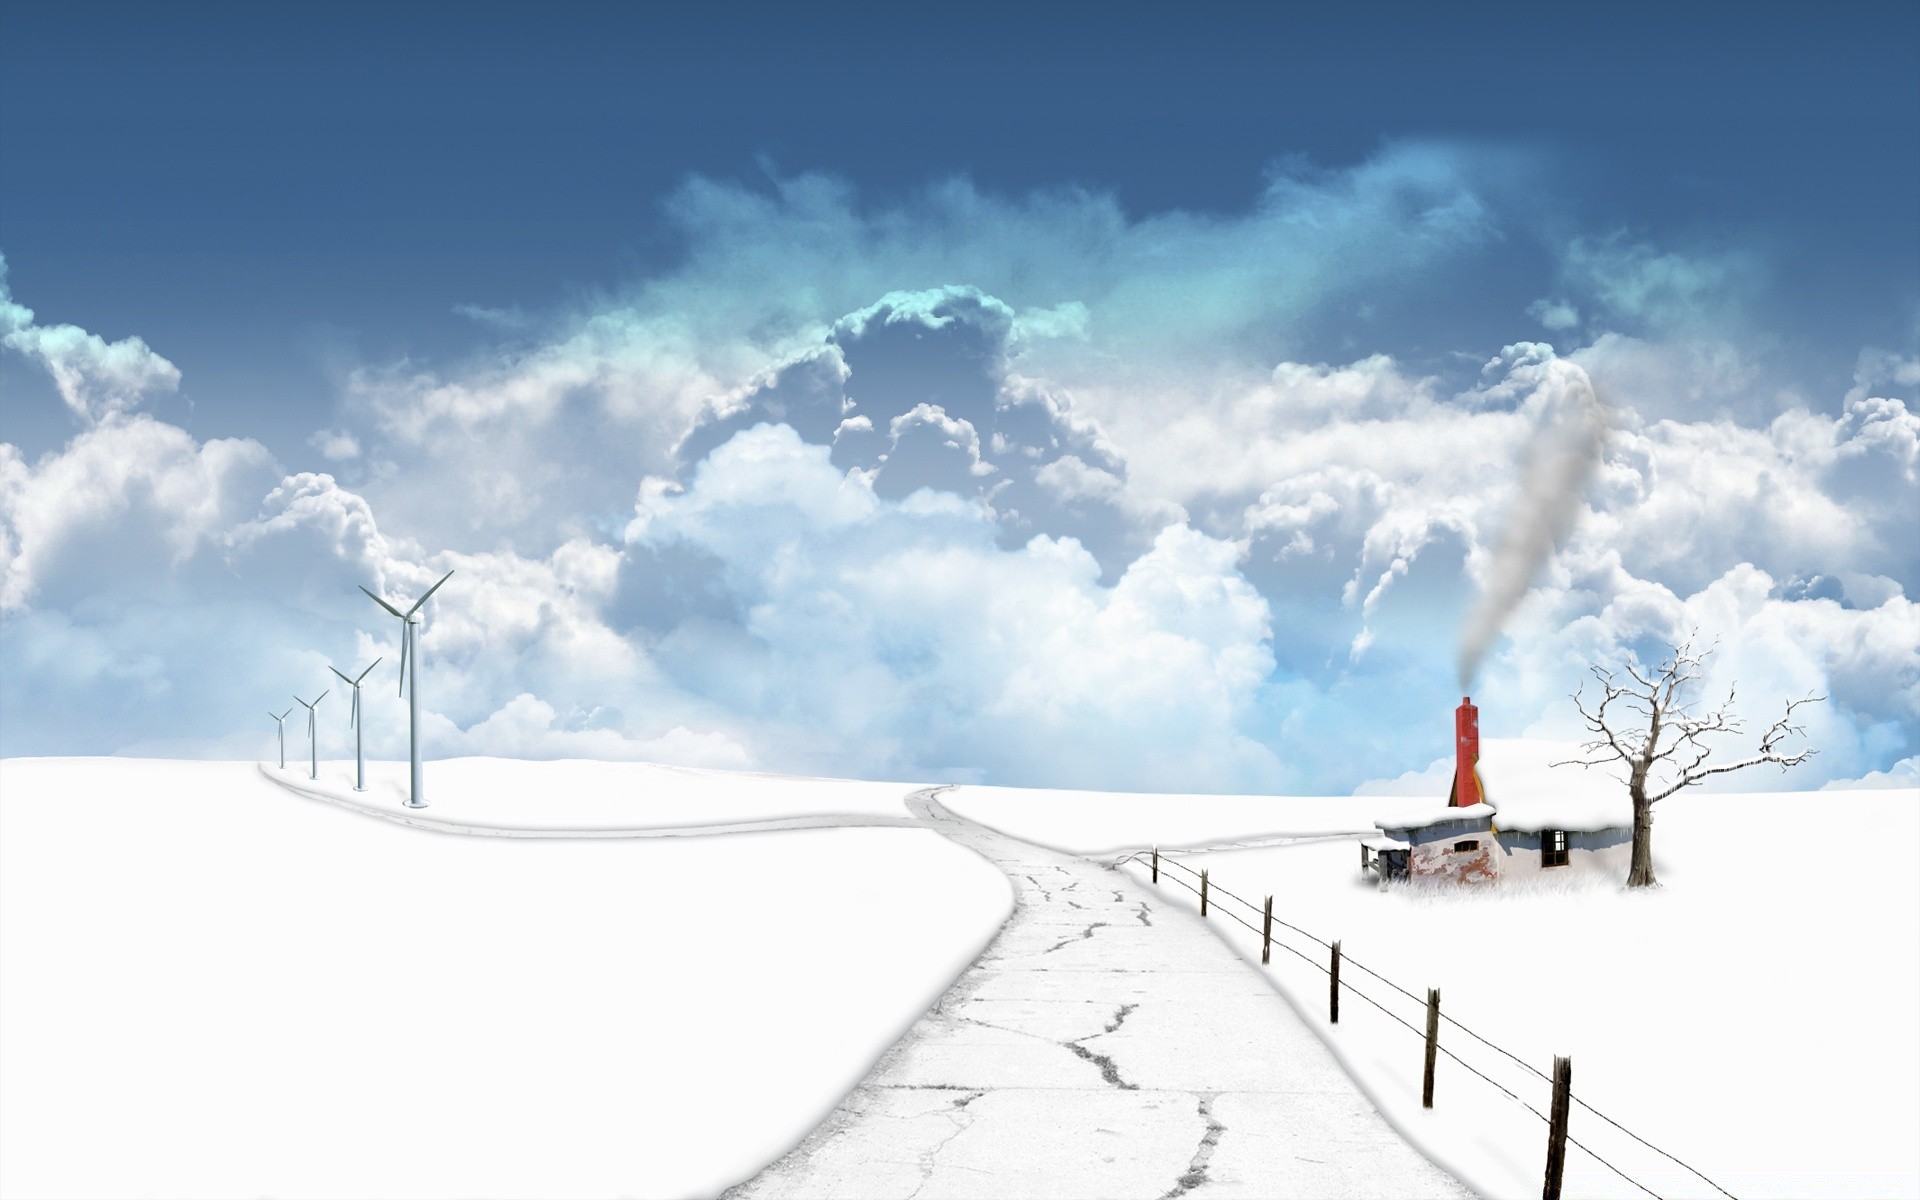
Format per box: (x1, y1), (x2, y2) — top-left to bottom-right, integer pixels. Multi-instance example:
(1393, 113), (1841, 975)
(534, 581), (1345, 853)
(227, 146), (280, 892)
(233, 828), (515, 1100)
(329, 666), (352, 684)
(355, 657), (383, 684)
(407, 569), (455, 617)
(398, 635), (410, 697)
(359, 585), (406, 620)
(316, 689), (328, 704)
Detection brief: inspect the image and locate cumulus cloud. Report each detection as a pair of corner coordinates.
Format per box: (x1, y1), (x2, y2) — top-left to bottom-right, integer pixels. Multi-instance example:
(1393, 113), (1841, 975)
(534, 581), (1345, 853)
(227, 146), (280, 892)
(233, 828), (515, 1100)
(2, 149), (1915, 791)
(318, 148), (1497, 556)
(439, 693), (753, 768)
(0, 393), (739, 764)
(622, 424), (1282, 790)
(1821, 756), (1919, 790)
(1475, 560), (1920, 788)
(0, 254), (182, 423)
(0, 416), (278, 612)
(670, 286), (1176, 579)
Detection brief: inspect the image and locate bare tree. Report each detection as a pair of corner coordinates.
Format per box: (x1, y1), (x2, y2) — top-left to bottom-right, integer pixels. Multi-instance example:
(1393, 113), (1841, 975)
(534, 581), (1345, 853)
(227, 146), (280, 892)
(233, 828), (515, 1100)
(1556, 636), (1822, 887)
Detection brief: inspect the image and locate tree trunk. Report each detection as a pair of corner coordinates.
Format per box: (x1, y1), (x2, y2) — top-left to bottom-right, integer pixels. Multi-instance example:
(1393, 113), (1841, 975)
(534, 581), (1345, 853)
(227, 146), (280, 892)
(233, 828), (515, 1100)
(1626, 777), (1657, 888)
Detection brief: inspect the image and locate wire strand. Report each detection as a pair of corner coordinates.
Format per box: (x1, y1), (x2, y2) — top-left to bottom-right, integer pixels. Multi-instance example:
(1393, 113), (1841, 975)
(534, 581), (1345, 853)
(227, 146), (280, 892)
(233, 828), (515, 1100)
(1120, 850), (1736, 1200)
(1569, 1097), (1739, 1200)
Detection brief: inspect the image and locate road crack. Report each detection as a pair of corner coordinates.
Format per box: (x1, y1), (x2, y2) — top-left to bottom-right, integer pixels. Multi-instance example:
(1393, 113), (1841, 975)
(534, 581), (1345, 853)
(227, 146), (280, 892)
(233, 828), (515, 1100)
(1021, 873), (1055, 903)
(1063, 1003), (1141, 1090)
(1043, 921), (1109, 954)
(1159, 1092), (1225, 1199)
(1063, 1041), (1138, 1090)
(902, 1091), (986, 1200)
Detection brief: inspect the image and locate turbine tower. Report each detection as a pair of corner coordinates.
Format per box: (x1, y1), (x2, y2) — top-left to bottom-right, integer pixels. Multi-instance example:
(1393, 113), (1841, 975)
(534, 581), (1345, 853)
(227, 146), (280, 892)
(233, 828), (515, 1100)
(294, 690), (329, 781)
(359, 570), (453, 809)
(328, 658), (383, 793)
(269, 708), (293, 769)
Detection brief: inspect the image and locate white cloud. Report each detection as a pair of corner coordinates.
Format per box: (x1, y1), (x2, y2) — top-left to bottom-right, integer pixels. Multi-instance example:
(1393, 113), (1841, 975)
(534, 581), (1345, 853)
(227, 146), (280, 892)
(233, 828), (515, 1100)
(1559, 234), (1757, 330)
(1527, 297), (1581, 331)
(307, 429), (360, 461)
(0, 254), (181, 423)
(313, 150), (1496, 555)
(0, 410), (738, 764)
(0, 415), (278, 612)
(2, 157), (1914, 791)
(1570, 331), (1762, 422)
(625, 424), (1283, 790)
(441, 693), (753, 768)
(1821, 756), (1919, 790)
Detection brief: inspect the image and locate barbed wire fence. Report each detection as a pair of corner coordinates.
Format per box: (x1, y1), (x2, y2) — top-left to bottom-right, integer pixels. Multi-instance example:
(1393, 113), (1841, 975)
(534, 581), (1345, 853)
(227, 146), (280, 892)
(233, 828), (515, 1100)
(1113, 848), (1739, 1200)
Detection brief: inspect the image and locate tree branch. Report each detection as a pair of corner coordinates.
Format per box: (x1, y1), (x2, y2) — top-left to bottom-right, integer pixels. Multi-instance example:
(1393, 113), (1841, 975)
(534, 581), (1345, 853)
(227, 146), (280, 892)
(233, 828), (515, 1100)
(1559, 638), (1822, 806)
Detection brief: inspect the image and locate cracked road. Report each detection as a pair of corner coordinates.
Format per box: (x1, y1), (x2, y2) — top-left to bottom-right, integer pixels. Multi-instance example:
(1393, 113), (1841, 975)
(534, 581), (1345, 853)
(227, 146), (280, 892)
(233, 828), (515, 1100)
(724, 787), (1471, 1199)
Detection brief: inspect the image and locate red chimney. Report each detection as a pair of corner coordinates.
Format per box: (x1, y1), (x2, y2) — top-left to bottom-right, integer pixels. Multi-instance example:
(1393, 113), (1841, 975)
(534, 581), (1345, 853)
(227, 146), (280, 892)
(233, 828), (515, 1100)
(1452, 696), (1482, 807)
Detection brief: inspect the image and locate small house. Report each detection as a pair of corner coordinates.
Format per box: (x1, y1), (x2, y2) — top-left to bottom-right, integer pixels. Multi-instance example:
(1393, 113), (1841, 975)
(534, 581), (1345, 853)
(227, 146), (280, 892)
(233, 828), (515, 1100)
(1367, 697), (1633, 885)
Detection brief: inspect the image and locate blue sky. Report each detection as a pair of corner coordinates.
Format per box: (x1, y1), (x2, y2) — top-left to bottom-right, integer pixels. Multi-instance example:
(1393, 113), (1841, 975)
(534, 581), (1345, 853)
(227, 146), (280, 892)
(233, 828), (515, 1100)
(3, 4), (1917, 791)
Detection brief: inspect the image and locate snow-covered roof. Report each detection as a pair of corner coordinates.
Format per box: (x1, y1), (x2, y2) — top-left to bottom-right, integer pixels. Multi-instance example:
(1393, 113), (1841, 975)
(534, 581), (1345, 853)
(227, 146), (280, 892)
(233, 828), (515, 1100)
(1476, 740), (1633, 832)
(1377, 803), (1493, 832)
(1362, 834), (1410, 851)
(1372, 741), (1633, 834)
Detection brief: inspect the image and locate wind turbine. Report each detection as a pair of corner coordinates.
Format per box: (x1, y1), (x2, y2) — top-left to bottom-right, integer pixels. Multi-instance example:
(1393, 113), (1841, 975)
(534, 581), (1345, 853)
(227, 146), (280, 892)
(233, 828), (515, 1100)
(328, 658), (383, 792)
(294, 690), (329, 781)
(268, 708), (293, 769)
(359, 569), (453, 809)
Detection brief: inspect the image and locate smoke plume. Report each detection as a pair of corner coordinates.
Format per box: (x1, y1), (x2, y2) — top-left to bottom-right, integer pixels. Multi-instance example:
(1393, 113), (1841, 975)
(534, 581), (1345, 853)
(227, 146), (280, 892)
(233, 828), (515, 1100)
(1458, 362), (1609, 687)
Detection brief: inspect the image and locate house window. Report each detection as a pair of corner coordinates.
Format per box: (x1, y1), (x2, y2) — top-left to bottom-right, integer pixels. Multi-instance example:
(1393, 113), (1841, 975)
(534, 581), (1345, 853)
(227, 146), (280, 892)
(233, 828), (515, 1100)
(1452, 839), (1479, 852)
(1542, 829), (1569, 868)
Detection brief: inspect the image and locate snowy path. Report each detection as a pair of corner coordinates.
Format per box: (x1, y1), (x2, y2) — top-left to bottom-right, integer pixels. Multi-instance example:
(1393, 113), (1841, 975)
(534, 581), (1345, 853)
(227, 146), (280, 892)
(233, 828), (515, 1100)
(725, 787), (1470, 1199)
(1099, 831), (1372, 859)
(260, 765), (1468, 1196)
(258, 764), (921, 837)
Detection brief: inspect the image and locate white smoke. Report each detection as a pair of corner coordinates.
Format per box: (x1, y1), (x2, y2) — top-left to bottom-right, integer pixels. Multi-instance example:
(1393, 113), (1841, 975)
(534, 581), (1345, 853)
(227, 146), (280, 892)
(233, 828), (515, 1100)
(1458, 360), (1609, 687)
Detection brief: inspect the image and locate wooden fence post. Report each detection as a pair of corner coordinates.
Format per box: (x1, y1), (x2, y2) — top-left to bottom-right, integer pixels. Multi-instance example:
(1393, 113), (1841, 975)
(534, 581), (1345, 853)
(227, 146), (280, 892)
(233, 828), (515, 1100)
(1360, 842), (1369, 870)
(1422, 988), (1440, 1108)
(1151, 847), (1159, 884)
(1330, 941), (1342, 1023)
(1200, 868), (1209, 917)
(1261, 896), (1273, 964)
(1543, 1055), (1572, 1200)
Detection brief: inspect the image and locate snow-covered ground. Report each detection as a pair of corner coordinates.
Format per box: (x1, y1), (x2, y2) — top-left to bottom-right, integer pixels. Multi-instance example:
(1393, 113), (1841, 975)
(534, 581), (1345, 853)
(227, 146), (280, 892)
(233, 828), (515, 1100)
(733, 786), (1472, 1199)
(266, 754), (922, 829)
(941, 785), (1385, 854)
(0, 758), (1011, 1200)
(946, 783), (1920, 1200)
(8, 753), (1915, 1200)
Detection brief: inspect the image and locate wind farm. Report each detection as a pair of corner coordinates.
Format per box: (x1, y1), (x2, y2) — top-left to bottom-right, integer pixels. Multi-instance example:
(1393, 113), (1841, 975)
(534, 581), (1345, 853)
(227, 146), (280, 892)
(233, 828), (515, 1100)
(266, 573), (451, 809)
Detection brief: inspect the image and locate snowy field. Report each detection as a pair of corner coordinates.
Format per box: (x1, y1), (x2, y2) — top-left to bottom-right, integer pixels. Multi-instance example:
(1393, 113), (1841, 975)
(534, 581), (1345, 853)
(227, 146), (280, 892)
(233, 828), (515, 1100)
(8, 754), (1914, 1200)
(263, 754), (922, 829)
(0, 758), (1012, 1200)
(947, 783), (1920, 1200)
(941, 784), (1387, 853)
